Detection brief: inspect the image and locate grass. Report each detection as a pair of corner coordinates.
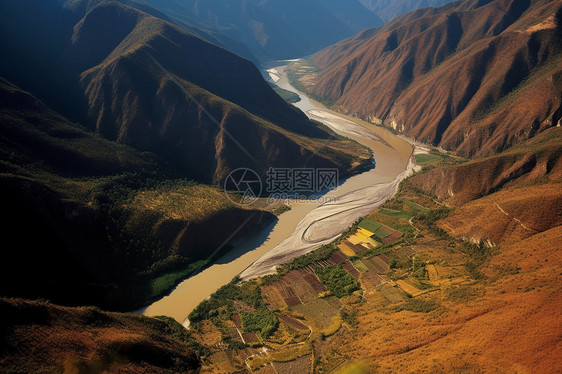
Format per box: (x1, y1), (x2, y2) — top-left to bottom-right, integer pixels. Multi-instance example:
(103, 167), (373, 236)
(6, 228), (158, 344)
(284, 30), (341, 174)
(415, 153), (444, 165)
(292, 298), (341, 330)
(403, 199), (431, 213)
(285, 60), (335, 107)
(350, 258), (369, 272)
(129, 181), (234, 223)
(445, 285), (480, 302)
(368, 211), (412, 233)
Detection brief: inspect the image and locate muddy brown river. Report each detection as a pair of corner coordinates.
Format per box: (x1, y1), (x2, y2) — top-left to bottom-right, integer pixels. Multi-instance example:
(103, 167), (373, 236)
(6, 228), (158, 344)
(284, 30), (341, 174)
(140, 63), (414, 326)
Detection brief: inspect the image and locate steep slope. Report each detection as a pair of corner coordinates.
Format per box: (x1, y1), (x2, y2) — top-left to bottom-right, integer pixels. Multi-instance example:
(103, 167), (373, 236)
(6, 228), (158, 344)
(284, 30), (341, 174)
(360, 0), (456, 22)
(0, 0), (371, 184)
(0, 78), (273, 310)
(0, 298), (200, 373)
(141, 0), (383, 61)
(410, 127), (562, 245)
(309, 0), (562, 157)
(187, 129), (562, 372)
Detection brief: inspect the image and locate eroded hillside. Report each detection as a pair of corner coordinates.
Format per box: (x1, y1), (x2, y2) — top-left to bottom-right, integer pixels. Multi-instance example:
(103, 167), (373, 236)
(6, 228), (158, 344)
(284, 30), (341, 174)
(305, 0), (562, 157)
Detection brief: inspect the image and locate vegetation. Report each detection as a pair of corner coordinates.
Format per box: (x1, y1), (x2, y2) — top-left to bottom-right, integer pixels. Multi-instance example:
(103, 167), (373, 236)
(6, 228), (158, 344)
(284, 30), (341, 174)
(339, 307), (358, 327)
(273, 204), (292, 216)
(154, 315), (209, 356)
(241, 308), (279, 338)
(189, 280), (264, 323)
(395, 298), (439, 313)
(285, 60), (335, 107)
(273, 243), (338, 280)
(358, 219), (382, 233)
(315, 265), (361, 298)
(271, 84), (301, 103)
(415, 206), (452, 225)
(379, 208), (414, 220)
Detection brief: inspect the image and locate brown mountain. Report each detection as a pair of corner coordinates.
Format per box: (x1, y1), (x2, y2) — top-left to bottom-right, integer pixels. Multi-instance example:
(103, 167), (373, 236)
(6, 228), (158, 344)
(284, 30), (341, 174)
(0, 77), (274, 310)
(0, 0), (371, 310)
(410, 126), (562, 245)
(0, 298), (200, 373)
(308, 0), (562, 157)
(1, 0), (371, 184)
(359, 0), (456, 22)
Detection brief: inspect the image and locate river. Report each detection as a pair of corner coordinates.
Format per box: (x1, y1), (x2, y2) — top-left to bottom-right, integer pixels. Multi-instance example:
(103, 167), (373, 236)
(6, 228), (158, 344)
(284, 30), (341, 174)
(140, 62), (414, 326)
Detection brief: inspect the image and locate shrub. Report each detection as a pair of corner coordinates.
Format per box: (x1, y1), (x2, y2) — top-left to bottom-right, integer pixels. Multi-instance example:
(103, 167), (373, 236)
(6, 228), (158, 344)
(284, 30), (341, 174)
(241, 309), (279, 338)
(315, 265), (360, 298)
(340, 307), (358, 327)
(396, 298), (438, 313)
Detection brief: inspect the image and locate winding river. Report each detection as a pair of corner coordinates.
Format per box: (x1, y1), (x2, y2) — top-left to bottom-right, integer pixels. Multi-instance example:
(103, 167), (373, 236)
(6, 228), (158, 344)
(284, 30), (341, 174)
(140, 63), (414, 327)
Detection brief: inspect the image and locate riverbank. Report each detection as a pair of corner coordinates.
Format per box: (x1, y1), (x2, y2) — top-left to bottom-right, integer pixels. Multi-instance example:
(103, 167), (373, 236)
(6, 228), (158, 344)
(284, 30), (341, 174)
(141, 62), (413, 325)
(240, 65), (415, 279)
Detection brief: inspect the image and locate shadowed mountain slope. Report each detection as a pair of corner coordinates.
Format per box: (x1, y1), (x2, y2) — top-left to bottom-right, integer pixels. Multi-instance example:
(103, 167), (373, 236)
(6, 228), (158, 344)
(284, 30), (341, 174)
(0, 298), (201, 373)
(0, 78), (274, 309)
(309, 0), (562, 157)
(0, 0), (371, 184)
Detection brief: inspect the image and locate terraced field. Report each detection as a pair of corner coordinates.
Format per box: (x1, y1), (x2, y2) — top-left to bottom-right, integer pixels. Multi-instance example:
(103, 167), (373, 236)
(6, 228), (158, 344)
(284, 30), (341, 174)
(190, 172), (483, 373)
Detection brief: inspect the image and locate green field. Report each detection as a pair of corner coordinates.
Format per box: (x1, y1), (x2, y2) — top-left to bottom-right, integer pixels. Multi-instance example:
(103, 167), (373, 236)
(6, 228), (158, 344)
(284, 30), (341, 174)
(403, 200), (431, 213)
(415, 153), (444, 165)
(359, 219), (382, 233)
(315, 265), (361, 298)
(379, 208), (413, 219)
(373, 227), (392, 238)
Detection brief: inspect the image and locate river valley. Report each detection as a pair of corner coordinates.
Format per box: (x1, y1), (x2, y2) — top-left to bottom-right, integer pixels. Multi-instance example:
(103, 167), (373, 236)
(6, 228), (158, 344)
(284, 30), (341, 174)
(140, 63), (414, 326)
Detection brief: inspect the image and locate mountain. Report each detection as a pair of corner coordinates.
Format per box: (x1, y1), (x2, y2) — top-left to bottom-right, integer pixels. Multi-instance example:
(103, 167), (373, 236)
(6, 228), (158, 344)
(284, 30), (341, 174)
(0, 0), (371, 184)
(0, 77), (275, 310)
(0, 298), (201, 373)
(184, 129), (562, 373)
(306, 0), (562, 157)
(411, 126), (562, 246)
(66, 0), (260, 64)
(359, 0), (456, 22)
(140, 0), (384, 61)
(0, 0), (371, 309)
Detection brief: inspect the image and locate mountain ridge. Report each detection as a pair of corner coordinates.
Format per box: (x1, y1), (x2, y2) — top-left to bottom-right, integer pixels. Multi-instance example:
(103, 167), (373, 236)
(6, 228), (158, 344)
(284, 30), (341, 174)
(307, 0), (562, 157)
(1, 0), (371, 184)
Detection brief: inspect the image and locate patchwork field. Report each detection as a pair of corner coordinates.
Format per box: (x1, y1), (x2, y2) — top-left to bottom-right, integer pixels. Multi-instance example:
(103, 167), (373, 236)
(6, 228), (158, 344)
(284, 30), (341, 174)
(190, 172), (554, 373)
